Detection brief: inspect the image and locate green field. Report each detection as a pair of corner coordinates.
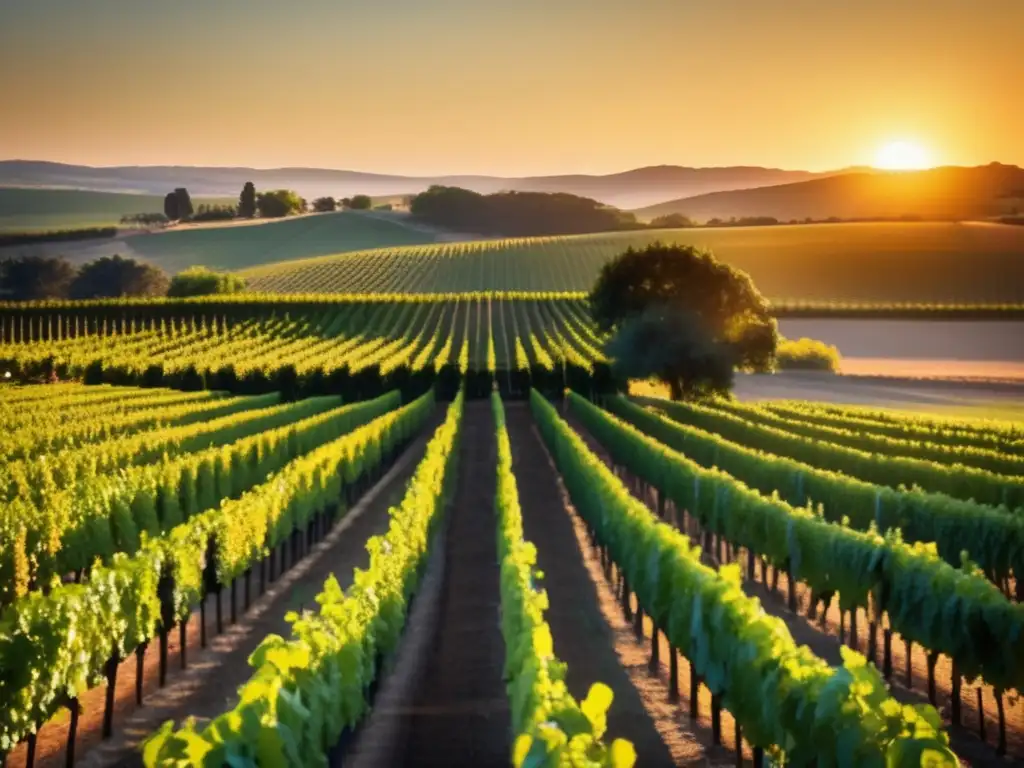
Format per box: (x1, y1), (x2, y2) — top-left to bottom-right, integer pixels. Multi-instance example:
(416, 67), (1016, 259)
(0, 187), (233, 232)
(240, 221), (1024, 303)
(117, 212), (440, 273)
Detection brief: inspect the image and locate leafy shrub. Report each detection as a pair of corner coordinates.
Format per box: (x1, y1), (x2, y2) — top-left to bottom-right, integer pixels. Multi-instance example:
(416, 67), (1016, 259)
(776, 336), (840, 371)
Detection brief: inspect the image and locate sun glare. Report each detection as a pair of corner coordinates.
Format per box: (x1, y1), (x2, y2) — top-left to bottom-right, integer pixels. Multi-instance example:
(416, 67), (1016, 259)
(874, 140), (933, 170)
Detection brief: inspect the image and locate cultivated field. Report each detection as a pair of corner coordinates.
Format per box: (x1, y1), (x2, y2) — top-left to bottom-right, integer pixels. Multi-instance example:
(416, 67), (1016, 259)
(5, 376), (1024, 767)
(239, 221), (1024, 303)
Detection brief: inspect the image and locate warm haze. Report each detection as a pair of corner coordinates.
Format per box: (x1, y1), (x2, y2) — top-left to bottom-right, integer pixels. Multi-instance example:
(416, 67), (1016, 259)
(1, 0), (1022, 175)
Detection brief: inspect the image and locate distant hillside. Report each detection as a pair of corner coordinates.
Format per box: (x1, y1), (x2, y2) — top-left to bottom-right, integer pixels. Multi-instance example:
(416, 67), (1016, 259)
(634, 164), (1024, 222)
(0, 160), (844, 210)
(0, 187), (232, 232)
(0, 211), (441, 274)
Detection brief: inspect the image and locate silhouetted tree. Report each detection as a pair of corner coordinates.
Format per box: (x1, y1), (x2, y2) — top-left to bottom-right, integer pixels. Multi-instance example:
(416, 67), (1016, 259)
(590, 243), (777, 398)
(167, 266), (246, 297)
(606, 306), (735, 400)
(312, 196), (337, 212)
(349, 194), (373, 210)
(164, 192), (179, 221)
(174, 188), (194, 219)
(69, 255), (169, 298)
(340, 197), (353, 209)
(239, 181), (257, 218)
(0, 255), (77, 300)
(256, 189), (304, 218)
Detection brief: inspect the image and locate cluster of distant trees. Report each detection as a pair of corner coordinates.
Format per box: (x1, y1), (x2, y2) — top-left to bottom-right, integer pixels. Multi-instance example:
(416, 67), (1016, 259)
(136, 185), (377, 225)
(0, 254), (244, 301)
(410, 186), (638, 236)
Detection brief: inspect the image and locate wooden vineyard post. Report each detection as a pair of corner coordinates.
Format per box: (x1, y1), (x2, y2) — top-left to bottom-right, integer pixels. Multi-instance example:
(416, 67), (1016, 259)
(951, 661), (962, 726)
(711, 693), (722, 745)
(215, 589), (223, 635)
(867, 620), (877, 666)
(905, 640), (913, 688)
(926, 651), (938, 705)
(158, 626), (169, 687)
(996, 689), (1007, 756)
(747, 548), (756, 581)
(245, 568), (252, 611)
(26, 733), (37, 768)
(135, 642), (147, 705)
(230, 579), (238, 625)
(977, 688), (986, 742)
(849, 609), (858, 651)
(649, 624), (660, 672)
(180, 617), (188, 670)
(689, 664), (699, 720)
(752, 746), (764, 767)
(786, 568), (796, 612)
(883, 629), (893, 680)
(199, 596), (207, 648)
(65, 698), (80, 768)
(621, 576), (632, 621)
(102, 653), (119, 738)
(669, 647), (679, 702)
(634, 602), (644, 640)
(735, 725), (743, 768)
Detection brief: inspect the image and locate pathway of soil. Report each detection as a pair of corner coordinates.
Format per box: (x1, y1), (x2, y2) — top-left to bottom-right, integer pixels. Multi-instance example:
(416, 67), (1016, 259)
(8, 416), (440, 768)
(505, 403), (716, 767)
(389, 401), (510, 767)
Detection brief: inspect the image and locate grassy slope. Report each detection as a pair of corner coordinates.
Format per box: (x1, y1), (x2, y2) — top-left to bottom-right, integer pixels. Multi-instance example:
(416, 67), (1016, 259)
(0, 187), (233, 232)
(239, 221), (1024, 303)
(119, 212), (440, 273)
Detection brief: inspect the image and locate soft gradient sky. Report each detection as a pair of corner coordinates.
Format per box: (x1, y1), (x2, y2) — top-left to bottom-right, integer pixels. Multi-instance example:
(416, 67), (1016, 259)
(1, 0), (1021, 176)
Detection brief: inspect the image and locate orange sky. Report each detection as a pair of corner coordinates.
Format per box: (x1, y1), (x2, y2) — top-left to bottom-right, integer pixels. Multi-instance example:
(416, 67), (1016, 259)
(1, 0), (1021, 175)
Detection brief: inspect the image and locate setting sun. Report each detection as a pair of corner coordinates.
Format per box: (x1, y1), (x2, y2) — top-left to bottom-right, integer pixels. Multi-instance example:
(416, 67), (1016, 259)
(874, 141), (933, 170)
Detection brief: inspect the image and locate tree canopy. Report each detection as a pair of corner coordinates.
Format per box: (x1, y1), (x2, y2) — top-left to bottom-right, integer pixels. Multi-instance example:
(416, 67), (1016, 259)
(69, 255), (169, 299)
(606, 306), (735, 400)
(590, 242), (777, 398)
(239, 181), (257, 218)
(312, 196), (338, 213)
(0, 255), (77, 301)
(410, 185), (638, 236)
(167, 266), (246, 297)
(256, 189), (304, 218)
(348, 195), (372, 210)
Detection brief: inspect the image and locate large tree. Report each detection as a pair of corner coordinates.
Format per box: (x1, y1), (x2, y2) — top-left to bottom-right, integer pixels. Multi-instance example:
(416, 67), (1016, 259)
(590, 242), (777, 398)
(174, 188), (194, 219)
(0, 255), (77, 300)
(69, 255), (169, 299)
(348, 194), (372, 210)
(239, 181), (257, 218)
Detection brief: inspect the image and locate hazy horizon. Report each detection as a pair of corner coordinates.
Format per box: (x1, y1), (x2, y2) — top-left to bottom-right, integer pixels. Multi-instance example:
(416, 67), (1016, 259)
(2, 0), (1023, 176)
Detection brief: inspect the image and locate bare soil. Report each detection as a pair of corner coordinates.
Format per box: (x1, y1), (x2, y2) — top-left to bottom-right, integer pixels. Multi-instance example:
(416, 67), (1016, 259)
(391, 402), (511, 767)
(4, 420), (439, 768)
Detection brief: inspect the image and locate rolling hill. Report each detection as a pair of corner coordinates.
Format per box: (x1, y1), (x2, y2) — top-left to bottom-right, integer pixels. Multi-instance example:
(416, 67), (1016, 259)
(238, 221), (1024, 304)
(0, 211), (443, 274)
(0, 160), (844, 210)
(0, 187), (233, 232)
(633, 163), (1024, 222)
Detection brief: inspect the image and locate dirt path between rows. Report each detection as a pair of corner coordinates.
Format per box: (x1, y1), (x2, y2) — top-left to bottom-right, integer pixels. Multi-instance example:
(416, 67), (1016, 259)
(390, 402), (511, 767)
(506, 403), (716, 766)
(4, 416), (439, 768)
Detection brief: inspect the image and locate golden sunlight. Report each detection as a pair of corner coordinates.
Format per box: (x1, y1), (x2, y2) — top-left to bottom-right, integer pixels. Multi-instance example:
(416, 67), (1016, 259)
(874, 140), (933, 170)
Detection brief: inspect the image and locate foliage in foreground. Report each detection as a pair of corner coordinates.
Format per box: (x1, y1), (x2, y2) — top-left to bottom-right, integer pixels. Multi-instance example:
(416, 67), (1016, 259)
(492, 392), (635, 767)
(142, 391), (461, 767)
(531, 390), (957, 766)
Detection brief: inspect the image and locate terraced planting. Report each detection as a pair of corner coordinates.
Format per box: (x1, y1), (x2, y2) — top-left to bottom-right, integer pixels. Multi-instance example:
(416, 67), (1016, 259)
(238, 222), (1024, 304)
